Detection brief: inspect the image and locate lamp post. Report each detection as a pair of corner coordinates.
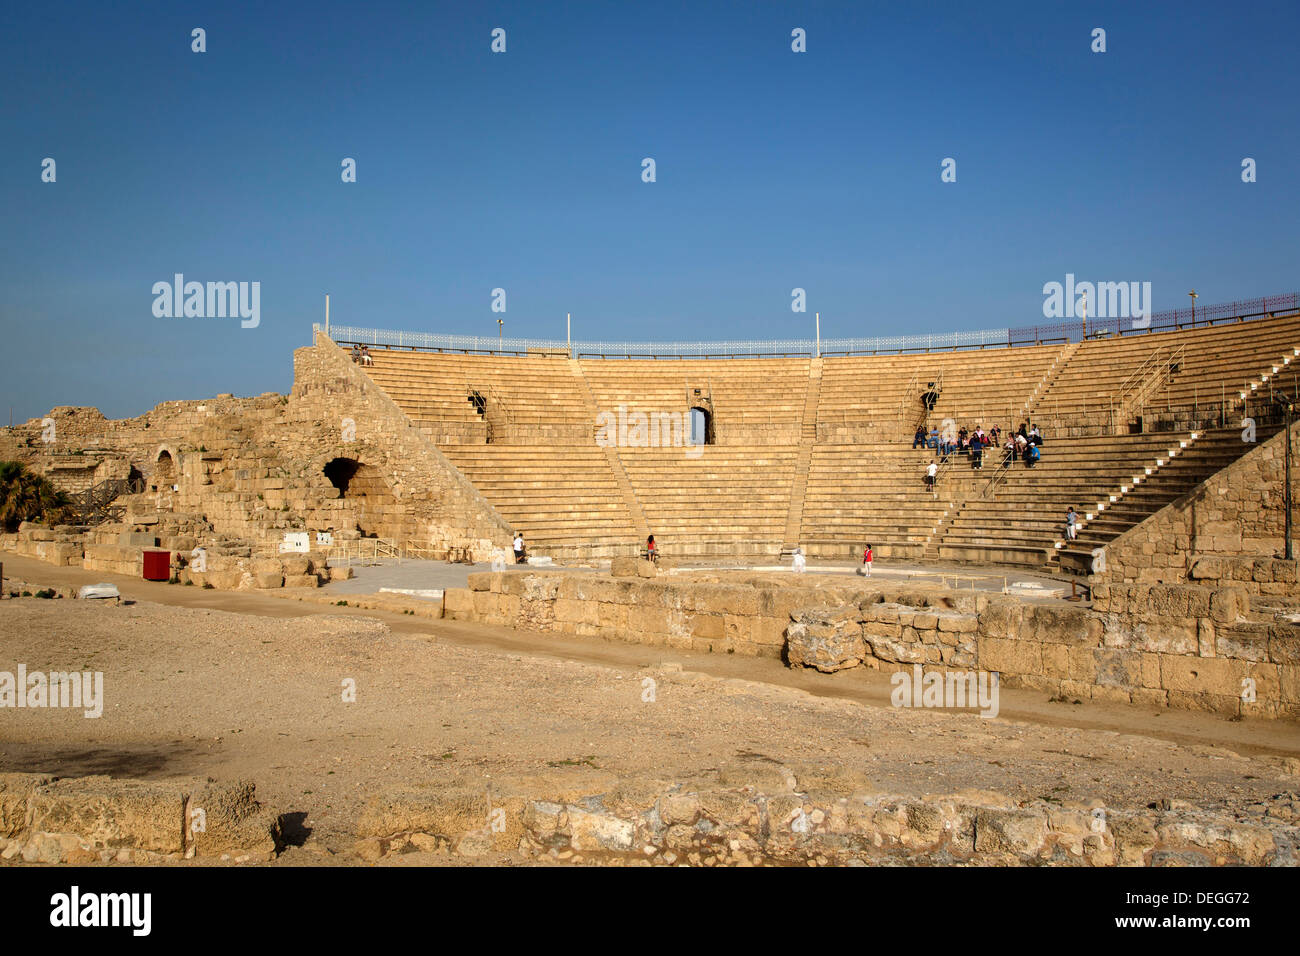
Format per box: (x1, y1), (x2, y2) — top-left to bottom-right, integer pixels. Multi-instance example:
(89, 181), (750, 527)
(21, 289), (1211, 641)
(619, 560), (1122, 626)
(1287, 396), (1294, 561)
(1188, 290), (1198, 327)
(1276, 390), (1295, 561)
(498, 318), (503, 352)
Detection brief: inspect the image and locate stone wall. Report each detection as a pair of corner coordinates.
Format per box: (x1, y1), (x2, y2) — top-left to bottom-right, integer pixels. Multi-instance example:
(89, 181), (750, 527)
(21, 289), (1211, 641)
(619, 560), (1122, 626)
(289, 332), (512, 554)
(0, 334), (514, 562)
(446, 570), (889, 657)
(0, 773), (281, 864)
(1098, 422), (1300, 588)
(443, 571), (1300, 719)
(352, 771), (1298, 867)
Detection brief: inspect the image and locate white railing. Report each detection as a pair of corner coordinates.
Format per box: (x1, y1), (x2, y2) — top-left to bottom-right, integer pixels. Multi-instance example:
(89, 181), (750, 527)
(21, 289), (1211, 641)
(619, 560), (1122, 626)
(319, 324), (1016, 357)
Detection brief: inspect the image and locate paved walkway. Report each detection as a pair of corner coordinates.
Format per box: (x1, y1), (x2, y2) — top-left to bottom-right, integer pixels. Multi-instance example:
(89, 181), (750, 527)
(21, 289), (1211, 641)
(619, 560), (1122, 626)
(320, 558), (594, 599)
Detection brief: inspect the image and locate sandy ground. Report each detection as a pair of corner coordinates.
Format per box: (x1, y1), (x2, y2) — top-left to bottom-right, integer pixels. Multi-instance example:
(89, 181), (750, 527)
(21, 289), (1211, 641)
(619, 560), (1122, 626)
(1, 554), (1297, 865)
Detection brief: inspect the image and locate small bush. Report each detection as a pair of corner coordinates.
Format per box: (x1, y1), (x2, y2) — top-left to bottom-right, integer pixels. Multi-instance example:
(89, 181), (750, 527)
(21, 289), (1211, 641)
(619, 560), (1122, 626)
(202, 582), (214, 590)
(34, 589), (55, 599)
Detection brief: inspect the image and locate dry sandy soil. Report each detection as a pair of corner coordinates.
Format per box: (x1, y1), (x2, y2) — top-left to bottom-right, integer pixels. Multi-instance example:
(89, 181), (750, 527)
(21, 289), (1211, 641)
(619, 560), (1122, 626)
(1, 558), (1298, 865)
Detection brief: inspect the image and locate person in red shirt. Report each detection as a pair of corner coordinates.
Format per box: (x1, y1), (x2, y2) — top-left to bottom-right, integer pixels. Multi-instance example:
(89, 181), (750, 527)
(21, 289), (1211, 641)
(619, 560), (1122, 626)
(862, 543), (873, 577)
(646, 534), (658, 563)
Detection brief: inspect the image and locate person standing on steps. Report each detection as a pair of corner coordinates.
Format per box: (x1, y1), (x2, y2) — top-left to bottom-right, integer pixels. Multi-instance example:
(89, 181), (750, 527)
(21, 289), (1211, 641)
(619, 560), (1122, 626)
(513, 532), (526, 564)
(862, 543), (874, 577)
(925, 459), (938, 497)
(646, 534), (658, 563)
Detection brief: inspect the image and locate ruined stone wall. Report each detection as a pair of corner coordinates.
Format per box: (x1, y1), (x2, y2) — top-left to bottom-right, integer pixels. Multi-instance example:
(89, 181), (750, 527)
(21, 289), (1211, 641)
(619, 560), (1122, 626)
(0, 773), (280, 864)
(1098, 422), (1300, 587)
(289, 332), (512, 553)
(1, 334), (513, 558)
(443, 571), (1300, 719)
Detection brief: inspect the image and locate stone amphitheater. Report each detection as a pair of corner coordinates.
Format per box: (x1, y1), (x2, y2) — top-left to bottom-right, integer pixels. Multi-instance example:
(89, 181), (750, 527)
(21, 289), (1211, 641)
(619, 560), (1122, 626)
(3, 296), (1300, 867)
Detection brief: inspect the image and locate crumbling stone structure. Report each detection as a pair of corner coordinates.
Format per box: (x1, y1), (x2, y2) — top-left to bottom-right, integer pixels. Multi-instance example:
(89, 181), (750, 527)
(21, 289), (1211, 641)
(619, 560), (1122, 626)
(445, 571), (1300, 719)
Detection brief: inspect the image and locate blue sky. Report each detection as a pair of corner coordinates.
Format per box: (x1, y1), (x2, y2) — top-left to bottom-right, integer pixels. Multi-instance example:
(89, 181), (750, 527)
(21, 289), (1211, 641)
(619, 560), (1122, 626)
(2, 0), (1297, 420)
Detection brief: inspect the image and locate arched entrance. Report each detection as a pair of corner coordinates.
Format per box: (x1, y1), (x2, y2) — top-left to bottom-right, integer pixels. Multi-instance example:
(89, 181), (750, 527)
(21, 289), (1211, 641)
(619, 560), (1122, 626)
(689, 406), (714, 446)
(322, 457), (399, 538)
(150, 449), (177, 492)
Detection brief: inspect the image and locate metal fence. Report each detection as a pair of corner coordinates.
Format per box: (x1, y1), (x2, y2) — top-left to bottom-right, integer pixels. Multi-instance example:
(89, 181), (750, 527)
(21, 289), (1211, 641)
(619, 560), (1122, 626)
(315, 291), (1299, 359)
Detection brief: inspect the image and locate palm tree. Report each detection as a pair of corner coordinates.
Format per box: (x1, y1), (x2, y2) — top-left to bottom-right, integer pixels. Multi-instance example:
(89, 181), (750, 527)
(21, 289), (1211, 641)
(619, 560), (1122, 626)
(0, 461), (75, 531)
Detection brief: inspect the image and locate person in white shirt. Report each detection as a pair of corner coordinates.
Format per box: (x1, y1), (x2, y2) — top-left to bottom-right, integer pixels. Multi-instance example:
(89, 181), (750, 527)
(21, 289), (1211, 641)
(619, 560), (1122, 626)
(925, 460), (938, 497)
(513, 533), (525, 564)
(792, 545), (806, 573)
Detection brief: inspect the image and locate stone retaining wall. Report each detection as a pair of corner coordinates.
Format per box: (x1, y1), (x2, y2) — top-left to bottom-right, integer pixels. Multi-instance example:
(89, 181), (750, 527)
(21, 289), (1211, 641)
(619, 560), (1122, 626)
(353, 775), (1299, 867)
(0, 773), (281, 864)
(1098, 422), (1300, 588)
(444, 572), (1300, 718)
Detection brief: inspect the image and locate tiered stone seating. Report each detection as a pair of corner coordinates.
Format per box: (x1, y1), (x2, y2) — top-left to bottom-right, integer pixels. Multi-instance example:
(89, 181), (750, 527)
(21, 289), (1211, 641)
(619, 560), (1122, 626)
(797, 444), (985, 558)
(359, 348), (590, 437)
(579, 358), (811, 429)
(817, 345), (1061, 437)
(439, 444), (636, 556)
(341, 307), (1298, 567)
(932, 434), (1197, 565)
(618, 445), (799, 554)
(1031, 314), (1300, 434)
(1056, 425), (1282, 572)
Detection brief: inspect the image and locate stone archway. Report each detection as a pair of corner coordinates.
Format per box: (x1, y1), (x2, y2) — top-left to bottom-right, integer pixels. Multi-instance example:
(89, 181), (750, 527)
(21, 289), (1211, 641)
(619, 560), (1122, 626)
(150, 446), (180, 492)
(322, 457), (399, 538)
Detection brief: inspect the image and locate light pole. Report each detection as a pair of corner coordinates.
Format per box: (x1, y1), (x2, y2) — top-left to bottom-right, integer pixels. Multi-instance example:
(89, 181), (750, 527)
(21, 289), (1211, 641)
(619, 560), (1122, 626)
(1188, 290), (1198, 327)
(1276, 390), (1295, 561)
(498, 318), (503, 351)
(1286, 395), (1294, 561)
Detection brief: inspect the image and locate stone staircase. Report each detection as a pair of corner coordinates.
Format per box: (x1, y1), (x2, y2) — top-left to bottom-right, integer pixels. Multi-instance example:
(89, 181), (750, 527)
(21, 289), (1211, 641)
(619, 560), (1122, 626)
(1055, 425), (1282, 573)
(1020, 340), (1079, 425)
(782, 357), (822, 547)
(571, 358), (648, 546)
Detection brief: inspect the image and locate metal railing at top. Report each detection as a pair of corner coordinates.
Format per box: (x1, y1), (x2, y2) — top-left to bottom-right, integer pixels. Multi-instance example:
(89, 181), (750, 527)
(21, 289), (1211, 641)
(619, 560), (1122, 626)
(315, 293), (1298, 359)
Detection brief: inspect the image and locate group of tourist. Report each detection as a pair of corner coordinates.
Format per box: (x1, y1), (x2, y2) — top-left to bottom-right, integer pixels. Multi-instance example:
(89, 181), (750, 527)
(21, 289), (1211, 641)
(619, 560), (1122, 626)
(1003, 422), (1044, 469)
(913, 422), (1003, 466)
(918, 421), (1047, 495)
(349, 344), (374, 367)
(914, 420), (1045, 476)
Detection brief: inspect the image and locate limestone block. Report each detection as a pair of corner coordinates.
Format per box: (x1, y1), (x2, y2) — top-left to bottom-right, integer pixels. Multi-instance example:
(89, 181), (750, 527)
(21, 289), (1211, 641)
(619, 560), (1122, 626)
(786, 620), (866, 673)
(977, 637), (1042, 676)
(187, 780), (281, 860)
(28, 776), (184, 854)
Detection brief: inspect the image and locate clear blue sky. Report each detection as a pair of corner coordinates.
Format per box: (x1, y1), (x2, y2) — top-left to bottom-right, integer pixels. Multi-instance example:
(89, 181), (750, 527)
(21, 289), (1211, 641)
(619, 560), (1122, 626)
(2, 0), (1297, 421)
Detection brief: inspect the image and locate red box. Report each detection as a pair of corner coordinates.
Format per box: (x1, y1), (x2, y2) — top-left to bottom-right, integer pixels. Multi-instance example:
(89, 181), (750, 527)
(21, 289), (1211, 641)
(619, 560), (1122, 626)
(142, 549), (171, 581)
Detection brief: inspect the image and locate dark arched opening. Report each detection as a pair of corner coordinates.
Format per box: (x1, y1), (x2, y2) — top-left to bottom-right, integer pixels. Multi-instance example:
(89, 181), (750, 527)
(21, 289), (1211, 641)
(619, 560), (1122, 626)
(689, 406), (715, 446)
(155, 450), (175, 479)
(323, 457), (362, 496)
